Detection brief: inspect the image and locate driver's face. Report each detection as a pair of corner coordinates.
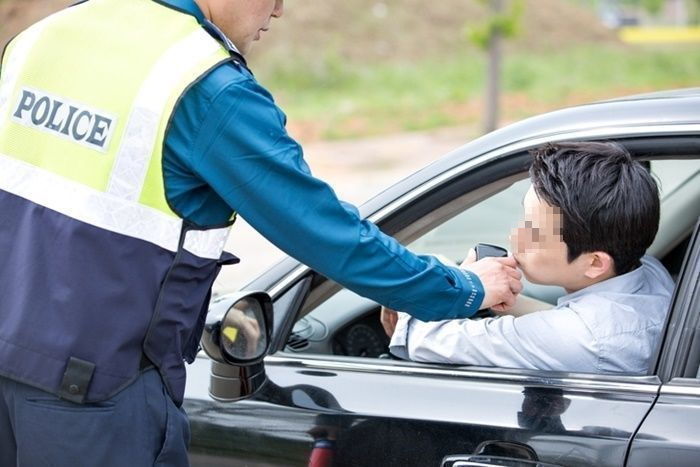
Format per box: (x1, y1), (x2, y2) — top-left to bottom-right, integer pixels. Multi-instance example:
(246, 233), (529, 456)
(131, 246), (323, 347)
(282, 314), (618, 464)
(510, 185), (582, 290)
(196, 0), (284, 55)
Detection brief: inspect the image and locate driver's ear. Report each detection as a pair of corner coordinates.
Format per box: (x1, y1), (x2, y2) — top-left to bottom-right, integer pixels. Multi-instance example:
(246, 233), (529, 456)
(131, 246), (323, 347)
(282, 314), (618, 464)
(583, 251), (615, 280)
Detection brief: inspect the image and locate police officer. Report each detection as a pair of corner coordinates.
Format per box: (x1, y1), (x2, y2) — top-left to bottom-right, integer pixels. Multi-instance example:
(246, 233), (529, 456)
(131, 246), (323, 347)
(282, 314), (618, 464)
(0, 0), (522, 465)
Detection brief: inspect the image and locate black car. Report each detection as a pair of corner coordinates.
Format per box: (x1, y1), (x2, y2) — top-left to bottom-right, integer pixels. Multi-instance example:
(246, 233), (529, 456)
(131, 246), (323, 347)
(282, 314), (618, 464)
(184, 88), (700, 467)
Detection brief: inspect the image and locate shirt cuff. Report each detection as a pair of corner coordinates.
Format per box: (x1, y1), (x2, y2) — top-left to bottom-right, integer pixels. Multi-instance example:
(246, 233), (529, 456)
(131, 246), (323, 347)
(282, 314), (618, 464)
(388, 312), (412, 360)
(445, 266), (484, 319)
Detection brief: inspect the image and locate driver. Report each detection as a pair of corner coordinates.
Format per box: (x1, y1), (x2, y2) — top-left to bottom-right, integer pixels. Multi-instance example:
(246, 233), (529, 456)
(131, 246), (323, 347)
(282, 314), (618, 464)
(383, 142), (675, 374)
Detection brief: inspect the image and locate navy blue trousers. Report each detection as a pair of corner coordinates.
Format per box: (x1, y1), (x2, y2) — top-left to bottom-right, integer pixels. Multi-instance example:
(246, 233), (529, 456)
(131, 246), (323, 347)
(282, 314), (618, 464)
(0, 368), (190, 467)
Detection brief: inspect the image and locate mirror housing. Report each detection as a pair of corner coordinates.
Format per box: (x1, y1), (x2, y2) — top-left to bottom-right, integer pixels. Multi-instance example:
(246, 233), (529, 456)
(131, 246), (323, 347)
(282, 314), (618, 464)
(201, 291), (273, 401)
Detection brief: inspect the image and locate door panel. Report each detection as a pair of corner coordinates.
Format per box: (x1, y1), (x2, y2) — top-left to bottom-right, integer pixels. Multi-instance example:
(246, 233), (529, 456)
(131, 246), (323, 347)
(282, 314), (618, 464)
(187, 356), (658, 466)
(627, 222), (700, 466)
(625, 383), (700, 467)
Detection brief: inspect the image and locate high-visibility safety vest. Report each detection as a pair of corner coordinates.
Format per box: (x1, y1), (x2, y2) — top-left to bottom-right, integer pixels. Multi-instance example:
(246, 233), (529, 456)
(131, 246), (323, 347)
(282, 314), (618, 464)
(0, 0), (239, 405)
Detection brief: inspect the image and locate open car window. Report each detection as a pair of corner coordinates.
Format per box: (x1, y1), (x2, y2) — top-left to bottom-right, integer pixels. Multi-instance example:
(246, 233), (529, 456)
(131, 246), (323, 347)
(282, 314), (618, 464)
(283, 157), (700, 375)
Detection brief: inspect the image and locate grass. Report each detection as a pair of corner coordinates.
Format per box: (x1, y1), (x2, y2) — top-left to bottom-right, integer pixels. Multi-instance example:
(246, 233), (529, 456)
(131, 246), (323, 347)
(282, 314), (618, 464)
(255, 44), (700, 140)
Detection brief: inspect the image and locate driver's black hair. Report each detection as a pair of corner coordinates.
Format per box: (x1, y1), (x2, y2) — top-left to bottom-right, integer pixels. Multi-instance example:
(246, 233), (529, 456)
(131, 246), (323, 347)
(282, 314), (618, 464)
(529, 141), (660, 275)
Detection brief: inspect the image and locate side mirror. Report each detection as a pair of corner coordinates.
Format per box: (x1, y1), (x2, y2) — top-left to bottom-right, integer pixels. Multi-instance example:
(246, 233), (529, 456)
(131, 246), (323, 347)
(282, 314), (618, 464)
(201, 291), (273, 402)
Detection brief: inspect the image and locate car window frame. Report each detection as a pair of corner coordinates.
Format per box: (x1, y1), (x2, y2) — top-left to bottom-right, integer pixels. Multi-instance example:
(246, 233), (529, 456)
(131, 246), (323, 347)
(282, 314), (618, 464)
(654, 218), (700, 382)
(263, 133), (700, 390)
(256, 135), (700, 307)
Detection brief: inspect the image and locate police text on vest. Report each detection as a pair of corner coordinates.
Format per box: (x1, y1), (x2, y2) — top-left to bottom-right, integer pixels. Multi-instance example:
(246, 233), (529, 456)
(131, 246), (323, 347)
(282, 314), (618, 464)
(12, 88), (116, 153)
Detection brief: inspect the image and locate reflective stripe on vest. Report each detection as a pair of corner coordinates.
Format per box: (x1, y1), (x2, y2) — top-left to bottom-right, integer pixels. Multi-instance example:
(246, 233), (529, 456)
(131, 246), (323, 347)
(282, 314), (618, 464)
(0, 0), (231, 258)
(0, 0), (235, 404)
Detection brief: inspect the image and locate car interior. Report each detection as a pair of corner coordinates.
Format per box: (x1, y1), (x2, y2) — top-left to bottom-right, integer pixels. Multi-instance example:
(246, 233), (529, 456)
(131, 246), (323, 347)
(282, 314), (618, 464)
(282, 146), (700, 377)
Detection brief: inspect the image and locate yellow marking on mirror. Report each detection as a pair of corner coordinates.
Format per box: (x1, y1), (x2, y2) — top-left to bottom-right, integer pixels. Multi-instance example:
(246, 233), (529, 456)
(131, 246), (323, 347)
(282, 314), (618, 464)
(223, 326), (239, 342)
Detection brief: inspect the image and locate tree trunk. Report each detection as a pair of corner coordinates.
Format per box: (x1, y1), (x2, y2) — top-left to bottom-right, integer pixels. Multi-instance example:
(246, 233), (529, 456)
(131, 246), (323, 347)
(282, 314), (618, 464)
(484, 0), (503, 134)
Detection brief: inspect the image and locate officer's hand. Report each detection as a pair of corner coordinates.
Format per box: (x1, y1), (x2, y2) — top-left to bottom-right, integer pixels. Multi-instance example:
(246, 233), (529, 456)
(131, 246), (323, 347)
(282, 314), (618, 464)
(461, 256), (522, 311)
(380, 307), (399, 337)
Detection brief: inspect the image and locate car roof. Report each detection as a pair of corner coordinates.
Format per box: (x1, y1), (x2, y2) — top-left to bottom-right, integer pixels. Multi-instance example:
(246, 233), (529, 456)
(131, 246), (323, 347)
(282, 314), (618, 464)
(359, 87), (700, 218)
(600, 87), (700, 102)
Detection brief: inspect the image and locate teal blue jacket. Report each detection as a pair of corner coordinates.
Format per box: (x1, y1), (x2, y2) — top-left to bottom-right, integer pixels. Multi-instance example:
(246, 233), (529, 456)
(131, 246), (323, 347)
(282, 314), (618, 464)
(159, 0), (484, 320)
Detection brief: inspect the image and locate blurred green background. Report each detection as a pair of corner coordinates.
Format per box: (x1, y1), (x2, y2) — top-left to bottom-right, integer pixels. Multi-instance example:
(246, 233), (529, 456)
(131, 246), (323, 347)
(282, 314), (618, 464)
(2, 0), (696, 289)
(1, 0), (698, 142)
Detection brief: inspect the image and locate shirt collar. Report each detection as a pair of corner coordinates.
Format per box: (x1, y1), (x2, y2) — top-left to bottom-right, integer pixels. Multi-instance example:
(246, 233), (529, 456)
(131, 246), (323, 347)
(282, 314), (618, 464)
(153, 0), (246, 64)
(154, 0), (206, 23)
(557, 263), (646, 307)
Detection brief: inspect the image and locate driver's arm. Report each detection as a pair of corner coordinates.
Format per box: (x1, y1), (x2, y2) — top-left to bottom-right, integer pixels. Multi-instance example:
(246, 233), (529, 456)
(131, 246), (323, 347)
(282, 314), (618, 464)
(505, 294), (554, 317)
(388, 306), (597, 371)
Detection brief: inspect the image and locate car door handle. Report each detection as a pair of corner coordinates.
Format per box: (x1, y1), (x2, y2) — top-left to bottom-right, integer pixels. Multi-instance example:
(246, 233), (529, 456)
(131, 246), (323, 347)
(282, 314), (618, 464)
(443, 440), (563, 467)
(443, 458), (508, 467)
(447, 460), (502, 467)
(442, 455), (561, 467)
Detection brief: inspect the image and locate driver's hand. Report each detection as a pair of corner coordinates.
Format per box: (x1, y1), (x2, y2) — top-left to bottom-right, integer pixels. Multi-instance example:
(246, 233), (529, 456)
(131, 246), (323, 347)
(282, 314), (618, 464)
(462, 248), (478, 265)
(380, 307), (399, 337)
(461, 253), (522, 311)
(239, 316), (262, 354)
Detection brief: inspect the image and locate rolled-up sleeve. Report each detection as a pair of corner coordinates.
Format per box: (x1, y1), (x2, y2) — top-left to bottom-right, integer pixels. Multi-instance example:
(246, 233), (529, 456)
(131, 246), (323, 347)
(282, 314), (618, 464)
(181, 77), (484, 321)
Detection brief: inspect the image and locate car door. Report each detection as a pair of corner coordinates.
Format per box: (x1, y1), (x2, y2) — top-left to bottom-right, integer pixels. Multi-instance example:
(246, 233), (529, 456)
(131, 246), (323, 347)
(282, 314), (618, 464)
(188, 295), (661, 465)
(626, 219), (700, 466)
(185, 144), (699, 467)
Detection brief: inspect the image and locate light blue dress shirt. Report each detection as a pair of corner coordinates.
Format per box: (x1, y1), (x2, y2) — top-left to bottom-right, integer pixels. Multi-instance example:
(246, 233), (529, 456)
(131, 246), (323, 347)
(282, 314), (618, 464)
(389, 255), (675, 374)
(151, 0), (484, 321)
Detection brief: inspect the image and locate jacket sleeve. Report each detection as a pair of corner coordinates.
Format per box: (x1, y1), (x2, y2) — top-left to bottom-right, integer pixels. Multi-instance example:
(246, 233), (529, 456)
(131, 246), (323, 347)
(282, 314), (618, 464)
(181, 77), (484, 321)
